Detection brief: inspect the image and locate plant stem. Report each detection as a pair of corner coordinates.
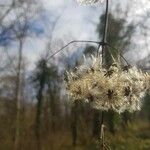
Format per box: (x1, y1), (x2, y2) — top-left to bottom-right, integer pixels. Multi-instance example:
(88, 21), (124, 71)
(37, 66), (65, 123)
(100, 0), (109, 149)
(102, 0), (109, 64)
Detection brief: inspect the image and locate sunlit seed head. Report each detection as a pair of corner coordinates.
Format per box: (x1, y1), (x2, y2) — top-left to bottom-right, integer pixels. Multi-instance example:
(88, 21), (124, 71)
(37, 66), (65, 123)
(65, 55), (150, 113)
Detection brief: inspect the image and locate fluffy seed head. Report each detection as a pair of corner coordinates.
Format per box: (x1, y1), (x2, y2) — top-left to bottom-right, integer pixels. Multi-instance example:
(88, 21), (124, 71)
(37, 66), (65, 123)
(65, 55), (150, 113)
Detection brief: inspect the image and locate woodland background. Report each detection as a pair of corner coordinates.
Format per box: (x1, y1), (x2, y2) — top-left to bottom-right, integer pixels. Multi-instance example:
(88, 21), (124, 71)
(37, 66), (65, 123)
(0, 0), (149, 150)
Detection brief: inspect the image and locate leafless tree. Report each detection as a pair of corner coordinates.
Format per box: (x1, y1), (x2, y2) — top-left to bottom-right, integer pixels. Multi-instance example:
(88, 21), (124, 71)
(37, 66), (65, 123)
(0, 0), (41, 149)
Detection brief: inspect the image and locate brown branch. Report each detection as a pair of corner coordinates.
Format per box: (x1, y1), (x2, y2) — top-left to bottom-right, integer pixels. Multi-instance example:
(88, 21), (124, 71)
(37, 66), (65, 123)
(47, 40), (103, 60)
(47, 39), (130, 67)
(0, 0), (15, 23)
(106, 43), (131, 66)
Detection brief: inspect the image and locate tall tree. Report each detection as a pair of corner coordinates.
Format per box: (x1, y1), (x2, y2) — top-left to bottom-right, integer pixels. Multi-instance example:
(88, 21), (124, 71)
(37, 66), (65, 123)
(12, 1), (41, 149)
(32, 57), (61, 150)
(33, 59), (48, 150)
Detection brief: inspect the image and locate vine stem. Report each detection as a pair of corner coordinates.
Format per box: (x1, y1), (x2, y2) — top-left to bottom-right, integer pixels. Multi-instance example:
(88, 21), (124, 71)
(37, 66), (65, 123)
(47, 40), (130, 66)
(100, 0), (109, 149)
(47, 40), (103, 60)
(101, 0), (109, 63)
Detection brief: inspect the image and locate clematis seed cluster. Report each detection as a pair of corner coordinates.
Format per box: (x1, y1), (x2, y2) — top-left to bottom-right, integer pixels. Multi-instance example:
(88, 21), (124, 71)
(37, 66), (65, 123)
(65, 55), (150, 113)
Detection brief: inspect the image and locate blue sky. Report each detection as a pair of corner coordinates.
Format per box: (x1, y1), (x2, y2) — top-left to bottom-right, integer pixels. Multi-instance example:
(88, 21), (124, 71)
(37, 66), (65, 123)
(36, 0), (150, 64)
(0, 0), (150, 70)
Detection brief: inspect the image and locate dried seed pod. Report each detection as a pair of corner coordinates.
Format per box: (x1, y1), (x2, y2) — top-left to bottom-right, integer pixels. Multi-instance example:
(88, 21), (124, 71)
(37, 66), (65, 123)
(124, 86), (131, 96)
(65, 55), (150, 113)
(122, 65), (132, 72)
(104, 70), (114, 77)
(107, 89), (114, 99)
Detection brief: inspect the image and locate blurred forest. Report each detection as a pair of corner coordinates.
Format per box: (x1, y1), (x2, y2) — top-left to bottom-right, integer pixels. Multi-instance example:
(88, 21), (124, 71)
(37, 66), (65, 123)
(0, 0), (149, 150)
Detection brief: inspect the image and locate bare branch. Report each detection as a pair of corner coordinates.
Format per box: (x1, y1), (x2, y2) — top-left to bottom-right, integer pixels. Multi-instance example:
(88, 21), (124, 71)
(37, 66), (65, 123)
(47, 40), (102, 60)
(0, 0), (15, 23)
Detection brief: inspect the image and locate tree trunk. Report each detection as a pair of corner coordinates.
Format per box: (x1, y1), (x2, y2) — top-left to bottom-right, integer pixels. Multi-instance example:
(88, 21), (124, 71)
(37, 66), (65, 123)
(107, 110), (115, 134)
(71, 101), (78, 146)
(14, 39), (23, 150)
(36, 81), (44, 150)
(92, 110), (101, 139)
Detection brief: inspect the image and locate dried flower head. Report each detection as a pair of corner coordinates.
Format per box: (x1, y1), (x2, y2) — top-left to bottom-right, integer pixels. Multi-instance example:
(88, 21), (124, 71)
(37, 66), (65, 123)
(65, 55), (150, 113)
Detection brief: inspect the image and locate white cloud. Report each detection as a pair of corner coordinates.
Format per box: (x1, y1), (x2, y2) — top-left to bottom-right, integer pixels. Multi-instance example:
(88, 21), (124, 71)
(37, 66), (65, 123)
(2, 0), (149, 70)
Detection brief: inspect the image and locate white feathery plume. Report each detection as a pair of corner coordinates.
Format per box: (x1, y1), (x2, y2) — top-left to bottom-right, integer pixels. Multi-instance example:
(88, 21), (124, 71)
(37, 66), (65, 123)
(65, 55), (150, 113)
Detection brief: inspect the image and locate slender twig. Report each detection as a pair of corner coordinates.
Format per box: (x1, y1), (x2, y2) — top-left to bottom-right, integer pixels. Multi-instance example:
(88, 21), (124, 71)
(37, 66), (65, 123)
(4, 48), (16, 72)
(47, 39), (130, 66)
(106, 43), (131, 66)
(47, 40), (105, 60)
(104, 142), (111, 150)
(0, 0), (14, 23)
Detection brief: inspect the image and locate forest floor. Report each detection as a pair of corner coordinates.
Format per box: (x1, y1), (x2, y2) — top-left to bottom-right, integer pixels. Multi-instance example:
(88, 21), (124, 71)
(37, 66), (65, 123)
(0, 120), (150, 150)
(41, 121), (150, 150)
